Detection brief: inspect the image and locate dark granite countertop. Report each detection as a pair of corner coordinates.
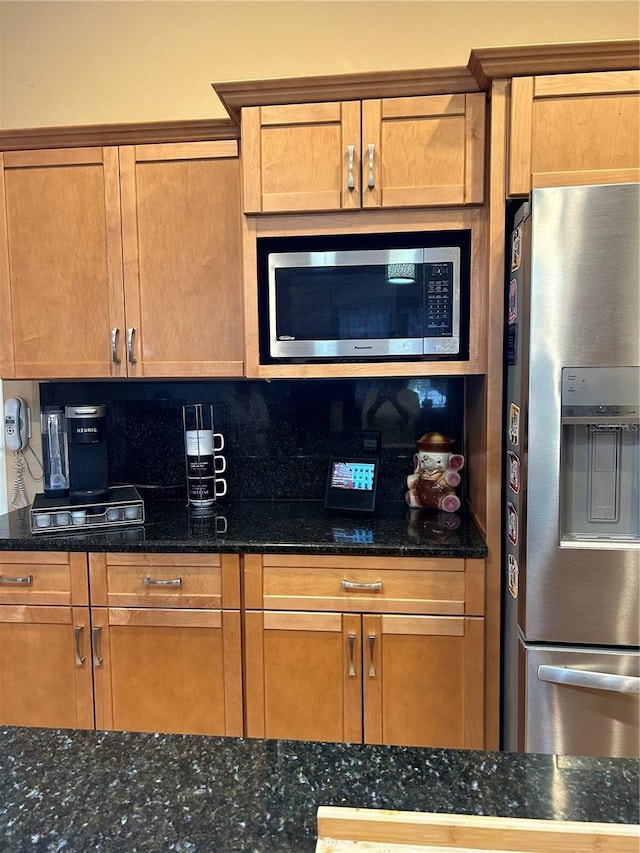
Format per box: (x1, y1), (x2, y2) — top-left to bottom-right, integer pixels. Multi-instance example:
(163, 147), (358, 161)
(0, 498), (487, 558)
(1, 727), (638, 852)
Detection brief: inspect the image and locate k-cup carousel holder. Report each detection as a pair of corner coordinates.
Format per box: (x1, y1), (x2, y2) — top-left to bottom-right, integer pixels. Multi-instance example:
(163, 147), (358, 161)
(30, 485), (144, 534)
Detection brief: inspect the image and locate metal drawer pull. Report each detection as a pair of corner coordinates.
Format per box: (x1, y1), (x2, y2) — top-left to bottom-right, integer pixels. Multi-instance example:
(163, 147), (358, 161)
(342, 580), (383, 591)
(74, 626), (86, 666)
(347, 632), (356, 677)
(347, 144), (355, 190)
(143, 577), (182, 587)
(111, 327), (121, 364)
(126, 327), (137, 364)
(367, 143), (375, 189)
(0, 573), (33, 585)
(538, 665), (640, 694)
(368, 634), (376, 678)
(92, 627), (104, 667)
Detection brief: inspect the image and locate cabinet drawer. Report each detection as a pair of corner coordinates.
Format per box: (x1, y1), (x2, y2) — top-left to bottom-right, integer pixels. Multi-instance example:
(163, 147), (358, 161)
(0, 551), (88, 606)
(245, 555), (484, 615)
(88, 553), (240, 609)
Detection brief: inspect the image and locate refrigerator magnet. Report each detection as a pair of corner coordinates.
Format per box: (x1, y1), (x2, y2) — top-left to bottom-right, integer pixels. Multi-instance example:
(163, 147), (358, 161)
(508, 553), (519, 599)
(511, 224), (522, 271)
(509, 403), (520, 446)
(507, 502), (519, 545)
(508, 278), (518, 323)
(507, 451), (520, 493)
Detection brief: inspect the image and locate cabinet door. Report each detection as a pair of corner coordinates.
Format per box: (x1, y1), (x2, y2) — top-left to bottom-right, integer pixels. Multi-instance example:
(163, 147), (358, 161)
(509, 71), (640, 195)
(362, 94), (485, 208)
(242, 102), (362, 213)
(363, 614), (484, 748)
(91, 607), (242, 736)
(244, 610), (362, 743)
(0, 605), (93, 728)
(0, 147), (125, 378)
(119, 141), (244, 377)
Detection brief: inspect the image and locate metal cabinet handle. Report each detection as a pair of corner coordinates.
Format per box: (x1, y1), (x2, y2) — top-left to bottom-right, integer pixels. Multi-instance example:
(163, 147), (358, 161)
(367, 143), (375, 189)
(342, 580), (383, 591)
(111, 327), (121, 364)
(538, 665), (640, 695)
(368, 634), (376, 678)
(126, 327), (137, 364)
(74, 626), (86, 666)
(347, 632), (357, 677)
(92, 627), (104, 667)
(347, 144), (355, 190)
(143, 576), (182, 587)
(0, 573), (33, 585)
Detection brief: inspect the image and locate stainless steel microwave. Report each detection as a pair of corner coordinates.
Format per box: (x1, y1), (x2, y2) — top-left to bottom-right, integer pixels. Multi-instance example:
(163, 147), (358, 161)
(259, 235), (469, 362)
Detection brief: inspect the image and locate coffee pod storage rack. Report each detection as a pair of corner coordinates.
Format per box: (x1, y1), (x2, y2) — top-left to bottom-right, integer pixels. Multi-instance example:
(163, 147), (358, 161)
(30, 485), (144, 534)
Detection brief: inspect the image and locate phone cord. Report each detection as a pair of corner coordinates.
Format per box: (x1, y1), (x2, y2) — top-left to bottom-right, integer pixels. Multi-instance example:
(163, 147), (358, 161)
(9, 451), (29, 509)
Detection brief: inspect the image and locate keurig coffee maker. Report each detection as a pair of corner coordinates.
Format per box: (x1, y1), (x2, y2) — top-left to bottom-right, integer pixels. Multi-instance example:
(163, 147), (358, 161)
(65, 404), (109, 502)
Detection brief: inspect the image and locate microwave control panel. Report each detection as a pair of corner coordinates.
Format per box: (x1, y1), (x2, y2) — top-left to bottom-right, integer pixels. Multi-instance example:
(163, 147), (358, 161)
(425, 263), (454, 336)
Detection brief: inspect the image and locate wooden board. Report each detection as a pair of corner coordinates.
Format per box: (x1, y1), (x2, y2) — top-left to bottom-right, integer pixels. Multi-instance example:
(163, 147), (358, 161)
(315, 807), (640, 852)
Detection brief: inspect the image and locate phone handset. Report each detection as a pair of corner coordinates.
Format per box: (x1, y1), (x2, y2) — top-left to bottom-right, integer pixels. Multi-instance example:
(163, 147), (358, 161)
(4, 396), (30, 452)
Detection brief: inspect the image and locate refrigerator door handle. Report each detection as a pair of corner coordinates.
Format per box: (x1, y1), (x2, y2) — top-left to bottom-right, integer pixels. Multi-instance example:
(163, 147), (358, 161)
(537, 664), (640, 694)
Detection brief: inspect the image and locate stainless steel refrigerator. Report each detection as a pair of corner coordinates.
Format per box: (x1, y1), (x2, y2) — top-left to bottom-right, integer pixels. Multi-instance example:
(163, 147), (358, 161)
(502, 183), (640, 759)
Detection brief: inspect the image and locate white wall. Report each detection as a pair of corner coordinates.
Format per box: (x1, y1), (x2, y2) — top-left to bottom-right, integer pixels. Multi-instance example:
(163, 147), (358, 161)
(1, 0), (638, 127)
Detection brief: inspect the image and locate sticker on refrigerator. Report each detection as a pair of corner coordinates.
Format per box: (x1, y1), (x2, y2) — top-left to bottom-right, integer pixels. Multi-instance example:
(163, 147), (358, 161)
(507, 502), (519, 545)
(511, 224), (523, 272)
(509, 403), (520, 446)
(507, 554), (519, 599)
(507, 451), (521, 494)
(508, 279), (518, 323)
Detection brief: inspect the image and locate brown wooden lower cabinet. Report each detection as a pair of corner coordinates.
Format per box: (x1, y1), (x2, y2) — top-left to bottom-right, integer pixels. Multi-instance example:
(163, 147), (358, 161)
(0, 603), (94, 729)
(1, 550), (485, 745)
(0, 550), (243, 737)
(91, 606), (243, 736)
(244, 610), (484, 748)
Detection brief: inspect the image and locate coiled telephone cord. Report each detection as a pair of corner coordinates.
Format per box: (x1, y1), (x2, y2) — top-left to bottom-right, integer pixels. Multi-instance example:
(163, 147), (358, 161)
(9, 447), (43, 509)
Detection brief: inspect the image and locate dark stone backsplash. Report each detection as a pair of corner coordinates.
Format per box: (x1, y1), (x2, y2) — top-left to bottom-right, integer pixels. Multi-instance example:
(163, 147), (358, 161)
(40, 377), (465, 504)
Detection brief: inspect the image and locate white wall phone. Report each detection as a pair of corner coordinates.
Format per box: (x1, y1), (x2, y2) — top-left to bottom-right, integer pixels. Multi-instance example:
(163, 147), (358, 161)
(4, 396), (30, 452)
(3, 396), (40, 508)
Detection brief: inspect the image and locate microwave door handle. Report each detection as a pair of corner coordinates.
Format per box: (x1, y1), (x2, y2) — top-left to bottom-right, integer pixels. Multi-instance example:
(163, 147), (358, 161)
(537, 665), (640, 694)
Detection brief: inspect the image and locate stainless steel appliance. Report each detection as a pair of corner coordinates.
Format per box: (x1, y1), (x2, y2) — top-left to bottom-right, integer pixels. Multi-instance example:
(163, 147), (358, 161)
(258, 232), (470, 362)
(65, 404), (109, 502)
(502, 183), (640, 759)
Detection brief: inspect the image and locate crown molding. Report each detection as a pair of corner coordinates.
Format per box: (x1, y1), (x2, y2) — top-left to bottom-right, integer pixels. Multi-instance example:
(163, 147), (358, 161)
(468, 39), (640, 90)
(212, 66), (480, 124)
(0, 118), (239, 152)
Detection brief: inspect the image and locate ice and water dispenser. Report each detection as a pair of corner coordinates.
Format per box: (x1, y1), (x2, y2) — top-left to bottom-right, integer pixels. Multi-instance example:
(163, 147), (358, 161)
(560, 366), (639, 544)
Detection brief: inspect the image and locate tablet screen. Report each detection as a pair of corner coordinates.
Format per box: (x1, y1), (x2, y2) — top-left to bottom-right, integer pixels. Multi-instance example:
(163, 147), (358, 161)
(324, 459), (378, 512)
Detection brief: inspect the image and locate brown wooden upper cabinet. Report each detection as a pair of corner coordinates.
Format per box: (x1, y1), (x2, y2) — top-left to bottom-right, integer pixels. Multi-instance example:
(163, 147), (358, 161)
(0, 141), (243, 379)
(241, 94), (486, 214)
(509, 70), (640, 195)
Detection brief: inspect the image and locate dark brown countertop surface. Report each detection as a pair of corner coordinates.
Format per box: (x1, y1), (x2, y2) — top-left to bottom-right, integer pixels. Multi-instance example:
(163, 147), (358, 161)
(0, 498), (488, 558)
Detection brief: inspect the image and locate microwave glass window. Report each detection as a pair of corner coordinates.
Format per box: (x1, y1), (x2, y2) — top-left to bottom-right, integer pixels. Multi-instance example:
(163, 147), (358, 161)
(275, 265), (423, 341)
